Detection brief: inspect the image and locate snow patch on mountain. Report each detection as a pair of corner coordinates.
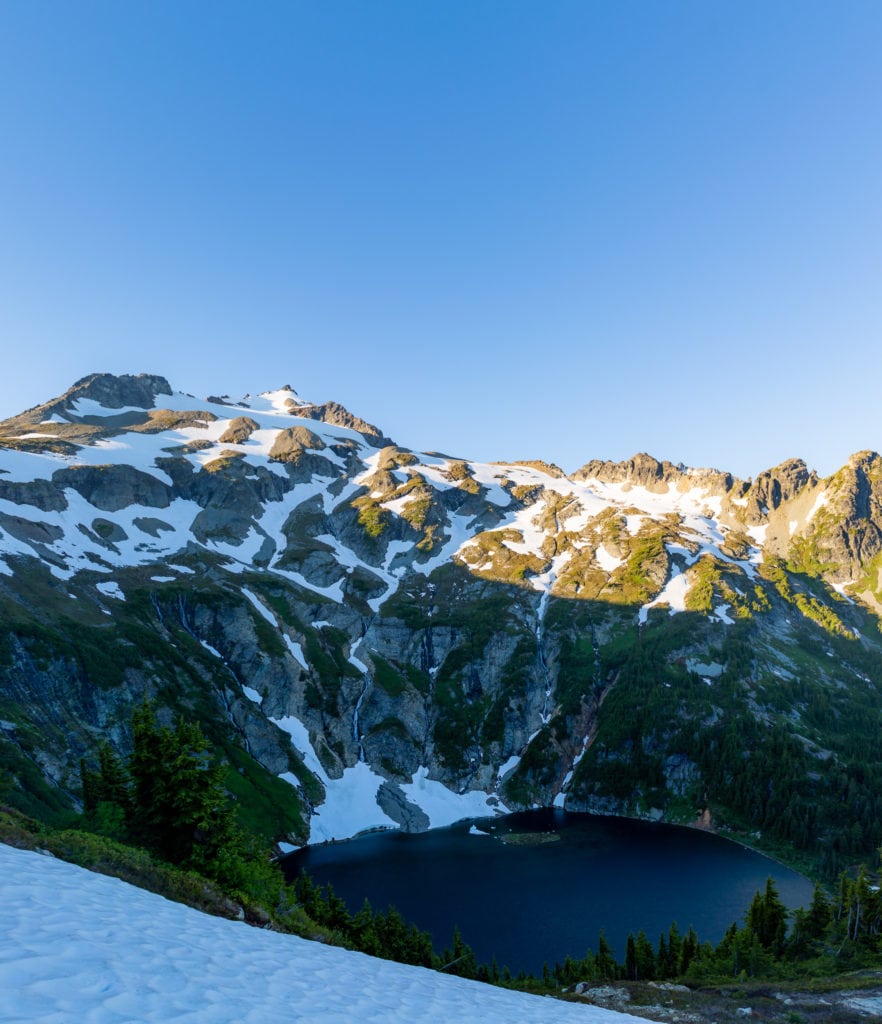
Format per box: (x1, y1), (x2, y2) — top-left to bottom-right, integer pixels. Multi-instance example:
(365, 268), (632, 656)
(639, 567), (691, 625)
(417, 511), (480, 576)
(308, 761), (397, 843)
(497, 754), (522, 781)
(401, 767), (509, 829)
(0, 448), (74, 482)
(272, 566), (345, 602)
(807, 489), (829, 521)
(209, 526), (269, 565)
(595, 544), (623, 572)
(0, 490), (203, 580)
(272, 714), (396, 842)
(715, 603), (735, 625)
(283, 635), (308, 670)
(240, 587), (276, 626)
(69, 397), (149, 417)
(747, 524), (769, 548)
(469, 463), (513, 507)
(240, 386), (304, 414)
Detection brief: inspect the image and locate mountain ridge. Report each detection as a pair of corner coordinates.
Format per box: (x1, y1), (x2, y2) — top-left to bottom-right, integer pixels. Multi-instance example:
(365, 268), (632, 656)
(1, 372), (882, 876)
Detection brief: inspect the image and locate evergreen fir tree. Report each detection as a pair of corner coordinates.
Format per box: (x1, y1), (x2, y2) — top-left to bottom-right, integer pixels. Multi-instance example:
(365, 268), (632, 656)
(657, 932), (670, 976)
(96, 742), (130, 810)
(679, 925), (698, 974)
(625, 933), (637, 980)
(806, 881), (831, 940)
(635, 929), (656, 980)
(746, 877), (787, 952)
(596, 931), (617, 981)
(667, 922), (682, 974)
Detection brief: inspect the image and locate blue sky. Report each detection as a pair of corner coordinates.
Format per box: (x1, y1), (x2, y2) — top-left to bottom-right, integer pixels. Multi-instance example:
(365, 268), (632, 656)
(1, 2), (880, 478)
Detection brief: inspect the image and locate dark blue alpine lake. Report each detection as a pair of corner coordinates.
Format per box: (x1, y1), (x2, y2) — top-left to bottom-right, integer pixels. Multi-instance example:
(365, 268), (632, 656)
(284, 809), (813, 974)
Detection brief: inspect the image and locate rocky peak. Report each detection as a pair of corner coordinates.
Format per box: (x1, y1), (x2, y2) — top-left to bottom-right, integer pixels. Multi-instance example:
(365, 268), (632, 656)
(745, 458), (814, 516)
(826, 451), (882, 526)
(0, 373), (174, 438)
(846, 450), (882, 473)
(63, 373), (173, 411)
(572, 453), (687, 492)
(683, 465), (742, 499)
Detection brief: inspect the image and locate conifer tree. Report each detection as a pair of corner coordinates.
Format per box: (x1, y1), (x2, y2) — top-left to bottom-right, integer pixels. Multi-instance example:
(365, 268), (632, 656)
(746, 877), (787, 952)
(667, 922), (682, 974)
(625, 933), (637, 980)
(446, 925), (477, 979)
(351, 899), (381, 957)
(657, 932), (669, 975)
(806, 881), (831, 940)
(635, 929), (656, 980)
(596, 931), (617, 981)
(97, 743), (130, 810)
(679, 926), (699, 974)
(80, 757), (101, 814)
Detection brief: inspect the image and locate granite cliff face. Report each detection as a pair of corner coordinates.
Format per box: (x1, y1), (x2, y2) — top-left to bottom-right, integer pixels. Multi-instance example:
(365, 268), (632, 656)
(2, 374), (882, 869)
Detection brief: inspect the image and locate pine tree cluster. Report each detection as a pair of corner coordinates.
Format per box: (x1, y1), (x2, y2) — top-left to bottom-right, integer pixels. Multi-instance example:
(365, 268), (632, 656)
(80, 702), (273, 895)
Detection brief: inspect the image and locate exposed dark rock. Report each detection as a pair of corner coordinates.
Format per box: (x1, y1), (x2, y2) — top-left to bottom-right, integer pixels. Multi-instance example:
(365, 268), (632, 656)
(296, 400), (394, 447)
(218, 417), (260, 444)
(64, 372), (173, 410)
(376, 781), (431, 832)
(0, 479), (67, 512)
(0, 512), (64, 545)
(52, 465), (172, 512)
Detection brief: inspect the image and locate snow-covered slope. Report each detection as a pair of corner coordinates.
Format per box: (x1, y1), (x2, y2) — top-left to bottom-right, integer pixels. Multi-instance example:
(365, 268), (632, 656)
(0, 843), (640, 1023)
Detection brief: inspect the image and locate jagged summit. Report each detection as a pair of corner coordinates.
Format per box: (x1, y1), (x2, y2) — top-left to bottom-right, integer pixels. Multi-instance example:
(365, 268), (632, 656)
(2, 371), (881, 596)
(2, 372), (174, 430)
(573, 452), (741, 497)
(0, 372), (394, 453)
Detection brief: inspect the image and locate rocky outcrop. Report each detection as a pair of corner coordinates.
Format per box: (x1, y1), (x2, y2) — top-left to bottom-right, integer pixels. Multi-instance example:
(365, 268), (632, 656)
(743, 458), (816, 523)
(0, 478), (68, 512)
(296, 400), (393, 447)
(573, 453), (688, 493)
(1, 374), (174, 430)
(218, 417), (260, 444)
(0, 512), (64, 546)
(376, 782), (431, 832)
(269, 426), (327, 462)
(64, 372), (174, 411)
(52, 465), (172, 512)
(573, 453), (741, 500)
(794, 451), (882, 578)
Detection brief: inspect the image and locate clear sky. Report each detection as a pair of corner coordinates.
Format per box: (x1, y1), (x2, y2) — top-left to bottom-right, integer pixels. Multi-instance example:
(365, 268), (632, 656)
(1, 2), (880, 480)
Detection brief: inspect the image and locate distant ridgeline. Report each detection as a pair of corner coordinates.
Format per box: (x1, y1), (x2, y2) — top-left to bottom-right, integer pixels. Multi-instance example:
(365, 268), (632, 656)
(3, 372), (882, 879)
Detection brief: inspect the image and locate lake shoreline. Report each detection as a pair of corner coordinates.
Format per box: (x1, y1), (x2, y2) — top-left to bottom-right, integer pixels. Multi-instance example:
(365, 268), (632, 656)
(286, 808), (815, 973)
(288, 804), (816, 888)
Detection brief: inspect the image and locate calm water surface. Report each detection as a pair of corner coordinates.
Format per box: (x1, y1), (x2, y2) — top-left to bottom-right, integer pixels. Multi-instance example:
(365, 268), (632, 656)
(285, 810), (813, 973)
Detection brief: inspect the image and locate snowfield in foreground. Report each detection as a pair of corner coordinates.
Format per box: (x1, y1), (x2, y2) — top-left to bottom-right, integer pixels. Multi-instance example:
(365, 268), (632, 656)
(1, 844), (640, 1023)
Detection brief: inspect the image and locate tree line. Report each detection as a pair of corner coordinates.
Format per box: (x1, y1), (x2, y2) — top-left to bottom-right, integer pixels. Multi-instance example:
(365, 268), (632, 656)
(79, 703), (882, 992)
